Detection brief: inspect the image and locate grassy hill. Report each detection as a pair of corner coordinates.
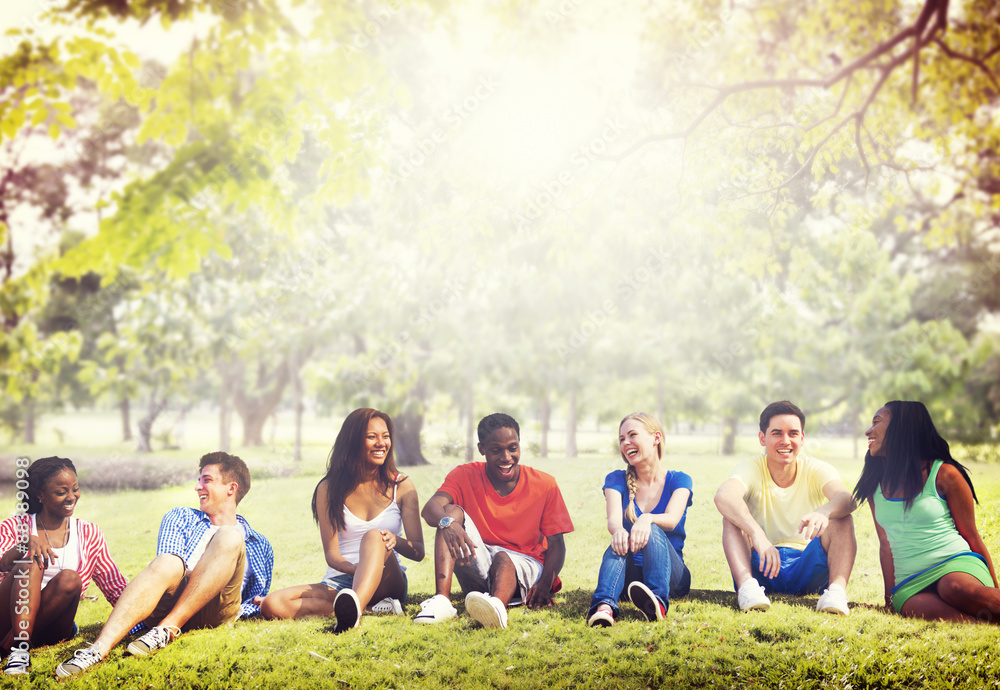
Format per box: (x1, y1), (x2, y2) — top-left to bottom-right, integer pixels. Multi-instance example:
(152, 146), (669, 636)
(5, 425), (1000, 688)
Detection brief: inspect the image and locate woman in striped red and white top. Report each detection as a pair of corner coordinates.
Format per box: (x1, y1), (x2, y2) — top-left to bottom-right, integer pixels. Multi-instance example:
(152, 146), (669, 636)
(0, 457), (127, 676)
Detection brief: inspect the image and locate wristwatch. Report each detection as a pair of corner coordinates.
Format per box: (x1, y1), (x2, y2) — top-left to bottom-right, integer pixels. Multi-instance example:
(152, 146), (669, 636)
(438, 516), (456, 529)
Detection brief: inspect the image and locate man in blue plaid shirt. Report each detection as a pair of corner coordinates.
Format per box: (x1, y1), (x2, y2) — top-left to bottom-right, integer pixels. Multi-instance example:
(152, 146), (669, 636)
(56, 452), (273, 678)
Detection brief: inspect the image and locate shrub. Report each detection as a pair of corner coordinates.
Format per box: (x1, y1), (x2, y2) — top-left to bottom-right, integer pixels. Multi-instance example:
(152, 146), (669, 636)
(952, 443), (1000, 465)
(440, 435), (466, 458)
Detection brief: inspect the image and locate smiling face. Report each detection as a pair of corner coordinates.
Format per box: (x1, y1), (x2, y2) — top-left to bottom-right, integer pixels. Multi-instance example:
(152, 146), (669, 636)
(37, 469), (80, 523)
(196, 463), (236, 514)
(865, 406), (891, 457)
(364, 417), (391, 468)
(478, 426), (521, 490)
(759, 413), (804, 471)
(619, 419), (661, 466)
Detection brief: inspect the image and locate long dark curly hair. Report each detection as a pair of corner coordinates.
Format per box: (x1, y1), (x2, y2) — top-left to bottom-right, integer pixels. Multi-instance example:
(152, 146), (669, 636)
(312, 408), (399, 532)
(852, 401), (976, 510)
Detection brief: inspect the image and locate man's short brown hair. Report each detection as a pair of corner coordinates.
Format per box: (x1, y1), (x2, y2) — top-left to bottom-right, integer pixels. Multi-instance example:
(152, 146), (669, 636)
(199, 452), (251, 504)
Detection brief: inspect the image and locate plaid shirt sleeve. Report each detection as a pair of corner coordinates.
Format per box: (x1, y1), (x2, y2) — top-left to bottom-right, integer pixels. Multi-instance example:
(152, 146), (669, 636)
(237, 517), (273, 619)
(156, 507), (200, 561)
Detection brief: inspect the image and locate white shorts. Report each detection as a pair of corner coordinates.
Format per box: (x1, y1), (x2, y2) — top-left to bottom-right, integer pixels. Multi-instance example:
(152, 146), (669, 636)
(453, 515), (544, 606)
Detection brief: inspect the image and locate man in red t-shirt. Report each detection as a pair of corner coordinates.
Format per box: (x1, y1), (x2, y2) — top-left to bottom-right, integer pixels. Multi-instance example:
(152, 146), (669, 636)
(415, 413), (574, 629)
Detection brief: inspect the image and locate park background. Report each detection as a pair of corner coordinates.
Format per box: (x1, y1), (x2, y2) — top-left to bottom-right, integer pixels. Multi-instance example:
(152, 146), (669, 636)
(2, 0), (1000, 687)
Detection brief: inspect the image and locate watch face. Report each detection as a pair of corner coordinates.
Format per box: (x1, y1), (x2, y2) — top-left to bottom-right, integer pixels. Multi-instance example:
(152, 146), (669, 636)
(438, 517), (454, 529)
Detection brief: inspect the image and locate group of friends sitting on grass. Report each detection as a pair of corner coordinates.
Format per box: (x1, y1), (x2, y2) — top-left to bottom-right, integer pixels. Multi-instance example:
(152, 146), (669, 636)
(0, 400), (997, 678)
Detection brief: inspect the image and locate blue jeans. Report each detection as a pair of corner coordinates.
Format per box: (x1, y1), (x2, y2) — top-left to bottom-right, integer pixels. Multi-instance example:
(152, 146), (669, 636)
(588, 524), (691, 617)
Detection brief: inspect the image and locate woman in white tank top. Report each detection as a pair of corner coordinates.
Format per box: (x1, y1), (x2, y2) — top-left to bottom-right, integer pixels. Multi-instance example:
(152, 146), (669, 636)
(258, 408), (424, 632)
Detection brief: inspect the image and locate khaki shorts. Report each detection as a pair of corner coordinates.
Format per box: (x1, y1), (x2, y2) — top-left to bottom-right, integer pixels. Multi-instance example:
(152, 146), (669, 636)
(145, 545), (247, 631)
(453, 516), (545, 606)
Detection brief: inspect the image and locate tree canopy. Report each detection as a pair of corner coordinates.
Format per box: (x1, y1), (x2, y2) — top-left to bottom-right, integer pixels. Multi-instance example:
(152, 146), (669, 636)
(2, 0), (997, 456)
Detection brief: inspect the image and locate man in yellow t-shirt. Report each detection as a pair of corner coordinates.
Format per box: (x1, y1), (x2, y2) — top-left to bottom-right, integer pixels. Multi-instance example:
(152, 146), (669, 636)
(714, 401), (857, 615)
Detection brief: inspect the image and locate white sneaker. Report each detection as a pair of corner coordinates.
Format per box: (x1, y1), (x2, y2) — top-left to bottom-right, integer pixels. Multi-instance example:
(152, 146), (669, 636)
(414, 594), (457, 624)
(126, 625), (181, 656)
(371, 597), (404, 615)
(465, 591), (507, 629)
(816, 586), (850, 616)
(3, 648), (29, 675)
(55, 645), (103, 678)
(737, 579), (771, 612)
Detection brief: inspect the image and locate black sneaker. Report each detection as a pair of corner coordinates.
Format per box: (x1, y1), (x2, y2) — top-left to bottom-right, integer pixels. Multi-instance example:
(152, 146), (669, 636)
(628, 581), (666, 621)
(334, 588), (361, 633)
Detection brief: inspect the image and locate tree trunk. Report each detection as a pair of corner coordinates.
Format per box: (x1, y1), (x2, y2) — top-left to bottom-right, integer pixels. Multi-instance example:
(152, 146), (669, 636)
(170, 406), (188, 449)
(566, 388), (578, 458)
(137, 390), (166, 453)
(656, 377), (665, 425)
(292, 348), (303, 462)
(115, 351), (132, 442)
(219, 381), (231, 453)
(24, 396), (35, 444)
(851, 402), (860, 460)
(120, 395), (132, 442)
(240, 408), (271, 447)
(721, 415), (738, 455)
(395, 409), (428, 466)
(232, 356), (291, 447)
(218, 358), (239, 452)
(464, 378), (474, 462)
(540, 392), (551, 458)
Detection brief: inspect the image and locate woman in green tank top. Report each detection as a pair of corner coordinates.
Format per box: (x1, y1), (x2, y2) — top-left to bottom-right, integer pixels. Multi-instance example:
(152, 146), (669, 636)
(853, 401), (1000, 622)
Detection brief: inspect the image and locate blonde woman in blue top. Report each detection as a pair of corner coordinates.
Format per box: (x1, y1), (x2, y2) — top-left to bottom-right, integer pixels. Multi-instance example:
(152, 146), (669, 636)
(587, 412), (692, 626)
(854, 401), (1000, 621)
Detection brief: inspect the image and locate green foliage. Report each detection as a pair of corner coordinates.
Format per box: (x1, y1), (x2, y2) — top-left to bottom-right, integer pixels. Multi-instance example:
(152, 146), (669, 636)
(3, 0), (999, 455)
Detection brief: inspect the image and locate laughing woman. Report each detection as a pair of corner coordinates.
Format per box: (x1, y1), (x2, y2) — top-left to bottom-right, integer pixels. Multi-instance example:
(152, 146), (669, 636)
(587, 412), (692, 627)
(855, 401), (1000, 622)
(0, 457), (127, 676)
(259, 408), (424, 632)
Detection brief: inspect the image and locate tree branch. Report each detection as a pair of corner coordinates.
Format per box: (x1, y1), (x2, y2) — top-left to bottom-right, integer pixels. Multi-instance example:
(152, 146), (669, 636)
(933, 38), (1000, 94)
(607, 0), (949, 165)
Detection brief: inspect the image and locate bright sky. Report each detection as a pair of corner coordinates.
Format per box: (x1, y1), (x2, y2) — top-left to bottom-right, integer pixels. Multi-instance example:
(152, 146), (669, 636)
(2, 0), (647, 272)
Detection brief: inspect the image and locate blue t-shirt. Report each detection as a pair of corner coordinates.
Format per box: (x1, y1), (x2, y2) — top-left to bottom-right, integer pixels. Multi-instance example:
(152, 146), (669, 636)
(603, 469), (693, 564)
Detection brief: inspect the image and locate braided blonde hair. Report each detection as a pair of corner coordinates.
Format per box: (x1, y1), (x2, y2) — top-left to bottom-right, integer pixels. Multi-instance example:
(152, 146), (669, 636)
(619, 412), (665, 523)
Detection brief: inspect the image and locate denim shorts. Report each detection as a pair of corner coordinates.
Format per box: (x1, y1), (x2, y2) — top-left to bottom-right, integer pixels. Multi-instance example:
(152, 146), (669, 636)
(320, 571), (409, 603)
(748, 537), (829, 595)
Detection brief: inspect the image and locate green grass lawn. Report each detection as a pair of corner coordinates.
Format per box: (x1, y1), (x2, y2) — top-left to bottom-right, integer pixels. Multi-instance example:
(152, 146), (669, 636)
(5, 428), (1000, 688)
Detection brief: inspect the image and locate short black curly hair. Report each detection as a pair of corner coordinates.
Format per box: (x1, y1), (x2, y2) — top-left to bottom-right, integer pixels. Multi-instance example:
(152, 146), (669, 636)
(477, 413), (520, 443)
